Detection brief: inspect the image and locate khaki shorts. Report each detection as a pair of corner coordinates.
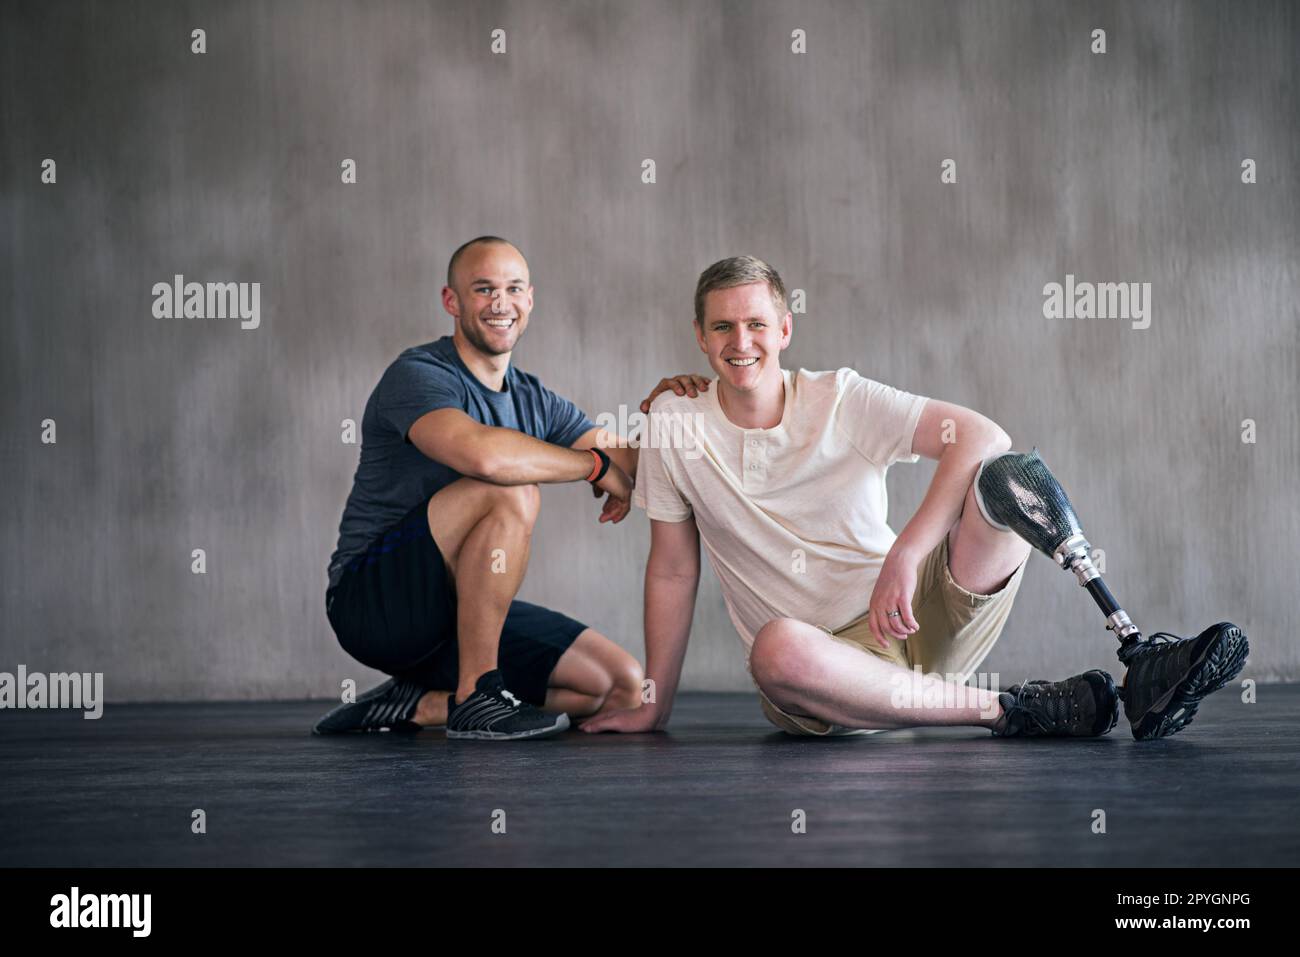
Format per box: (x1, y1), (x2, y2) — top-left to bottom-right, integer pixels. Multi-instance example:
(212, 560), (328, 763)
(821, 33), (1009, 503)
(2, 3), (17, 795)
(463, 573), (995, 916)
(757, 534), (1027, 736)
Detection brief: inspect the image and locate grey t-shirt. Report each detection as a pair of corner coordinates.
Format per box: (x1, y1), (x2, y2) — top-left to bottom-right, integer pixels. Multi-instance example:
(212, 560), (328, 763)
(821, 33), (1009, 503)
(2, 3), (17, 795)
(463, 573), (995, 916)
(328, 336), (597, 589)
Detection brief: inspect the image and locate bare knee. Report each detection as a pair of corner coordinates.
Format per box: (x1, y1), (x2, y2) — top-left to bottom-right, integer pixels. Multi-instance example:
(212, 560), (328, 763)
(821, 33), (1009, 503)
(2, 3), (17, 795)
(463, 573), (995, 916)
(578, 633), (645, 710)
(750, 619), (816, 697)
(484, 482), (541, 525)
(606, 655), (646, 710)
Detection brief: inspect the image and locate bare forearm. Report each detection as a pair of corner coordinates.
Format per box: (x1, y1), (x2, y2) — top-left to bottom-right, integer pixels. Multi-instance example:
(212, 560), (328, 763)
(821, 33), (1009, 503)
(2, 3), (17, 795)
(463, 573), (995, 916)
(473, 426), (598, 485)
(569, 429), (638, 480)
(894, 430), (1011, 559)
(604, 444), (638, 482)
(641, 570), (698, 725)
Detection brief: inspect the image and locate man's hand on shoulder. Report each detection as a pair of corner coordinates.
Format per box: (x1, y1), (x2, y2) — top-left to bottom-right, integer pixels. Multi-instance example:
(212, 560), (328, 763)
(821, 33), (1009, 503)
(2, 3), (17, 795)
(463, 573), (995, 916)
(640, 374), (711, 414)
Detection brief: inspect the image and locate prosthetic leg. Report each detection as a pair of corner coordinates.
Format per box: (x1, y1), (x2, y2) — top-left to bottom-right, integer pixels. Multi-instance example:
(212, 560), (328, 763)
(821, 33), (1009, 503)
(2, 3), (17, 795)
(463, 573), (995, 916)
(974, 448), (1140, 644)
(974, 448), (1249, 740)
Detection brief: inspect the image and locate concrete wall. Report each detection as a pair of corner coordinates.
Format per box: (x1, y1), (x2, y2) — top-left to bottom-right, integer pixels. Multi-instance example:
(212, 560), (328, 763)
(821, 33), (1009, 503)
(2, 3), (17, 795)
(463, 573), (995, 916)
(2, 0), (1296, 700)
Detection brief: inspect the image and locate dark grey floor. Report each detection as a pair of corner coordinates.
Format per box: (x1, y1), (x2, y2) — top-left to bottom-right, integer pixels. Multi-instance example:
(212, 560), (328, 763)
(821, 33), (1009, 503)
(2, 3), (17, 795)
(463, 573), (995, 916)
(1, 688), (1295, 867)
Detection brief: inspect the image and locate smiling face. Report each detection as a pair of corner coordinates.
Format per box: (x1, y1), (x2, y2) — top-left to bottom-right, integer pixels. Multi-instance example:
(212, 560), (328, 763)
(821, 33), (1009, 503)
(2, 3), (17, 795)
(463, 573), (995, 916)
(442, 241), (533, 357)
(694, 282), (792, 394)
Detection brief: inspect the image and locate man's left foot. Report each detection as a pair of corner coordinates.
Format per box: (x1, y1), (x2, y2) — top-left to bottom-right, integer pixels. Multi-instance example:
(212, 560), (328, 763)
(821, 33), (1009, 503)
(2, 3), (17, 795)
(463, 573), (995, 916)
(1118, 622), (1249, 741)
(312, 677), (426, 735)
(991, 670), (1120, 737)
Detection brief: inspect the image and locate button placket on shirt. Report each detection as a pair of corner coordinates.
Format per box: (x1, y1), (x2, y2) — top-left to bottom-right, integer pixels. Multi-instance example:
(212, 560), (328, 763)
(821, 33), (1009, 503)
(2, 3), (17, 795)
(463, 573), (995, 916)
(742, 432), (766, 490)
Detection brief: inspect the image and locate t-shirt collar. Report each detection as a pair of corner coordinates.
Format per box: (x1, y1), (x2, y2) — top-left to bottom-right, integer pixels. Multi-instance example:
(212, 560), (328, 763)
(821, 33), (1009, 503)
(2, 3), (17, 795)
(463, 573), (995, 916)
(440, 335), (512, 397)
(708, 367), (792, 434)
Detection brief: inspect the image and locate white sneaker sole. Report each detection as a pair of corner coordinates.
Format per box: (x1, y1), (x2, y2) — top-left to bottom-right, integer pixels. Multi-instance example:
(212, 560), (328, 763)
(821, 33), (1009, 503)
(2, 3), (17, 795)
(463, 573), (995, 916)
(445, 712), (571, 741)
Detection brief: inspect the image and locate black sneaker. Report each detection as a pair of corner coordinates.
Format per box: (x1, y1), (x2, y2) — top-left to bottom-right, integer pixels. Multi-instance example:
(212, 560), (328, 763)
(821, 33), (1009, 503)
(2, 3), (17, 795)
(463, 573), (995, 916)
(1118, 622), (1248, 740)
(312, 677), (427, 735)
(446, 670), (569, 741)
(991, 670), (1120, 737)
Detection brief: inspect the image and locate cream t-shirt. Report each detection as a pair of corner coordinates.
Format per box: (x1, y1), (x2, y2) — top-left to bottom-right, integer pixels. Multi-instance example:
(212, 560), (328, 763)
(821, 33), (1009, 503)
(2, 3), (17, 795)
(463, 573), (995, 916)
(633, 367), (929, 654)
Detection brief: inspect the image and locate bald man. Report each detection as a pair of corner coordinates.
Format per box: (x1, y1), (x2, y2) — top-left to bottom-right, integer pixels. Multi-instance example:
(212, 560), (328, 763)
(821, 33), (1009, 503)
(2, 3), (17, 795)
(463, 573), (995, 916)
(318, 236), (702, 740)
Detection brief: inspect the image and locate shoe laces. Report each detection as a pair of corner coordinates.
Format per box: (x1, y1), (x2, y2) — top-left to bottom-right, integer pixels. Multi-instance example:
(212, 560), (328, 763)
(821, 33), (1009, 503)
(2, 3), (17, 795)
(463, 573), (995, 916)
(1128, 631), (1190, 670)
(499, 688), (523, 709)
(1006, 681), (1078, 734)
(1127, 631), (1192, 684)
(1119, 630), (1182, 670)
(1145, 631), (1182, 645)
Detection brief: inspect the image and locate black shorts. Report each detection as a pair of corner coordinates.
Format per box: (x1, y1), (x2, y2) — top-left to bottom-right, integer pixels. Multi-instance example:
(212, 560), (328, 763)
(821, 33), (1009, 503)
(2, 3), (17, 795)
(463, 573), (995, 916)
(325, 500), (588, 706)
